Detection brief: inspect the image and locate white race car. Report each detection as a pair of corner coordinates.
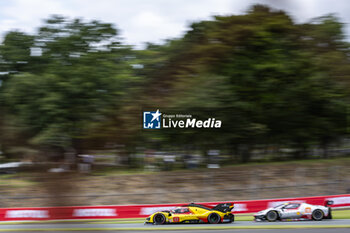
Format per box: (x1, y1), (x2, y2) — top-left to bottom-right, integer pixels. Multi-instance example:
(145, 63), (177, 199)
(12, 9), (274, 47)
(254, 201), (333, 222)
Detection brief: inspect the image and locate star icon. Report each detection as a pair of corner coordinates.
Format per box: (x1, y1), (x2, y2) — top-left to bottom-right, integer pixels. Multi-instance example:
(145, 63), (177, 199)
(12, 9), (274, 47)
(151, 109), (161, 122)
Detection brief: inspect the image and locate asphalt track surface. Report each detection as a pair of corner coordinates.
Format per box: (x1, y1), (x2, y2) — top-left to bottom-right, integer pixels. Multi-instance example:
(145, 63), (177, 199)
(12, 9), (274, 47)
(0, 219), (349, 232)
(2, 230), (350, 233)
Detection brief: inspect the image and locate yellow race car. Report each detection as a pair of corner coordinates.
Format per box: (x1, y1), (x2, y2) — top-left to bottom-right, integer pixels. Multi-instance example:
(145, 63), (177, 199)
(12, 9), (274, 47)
(145, 203), (234, 224)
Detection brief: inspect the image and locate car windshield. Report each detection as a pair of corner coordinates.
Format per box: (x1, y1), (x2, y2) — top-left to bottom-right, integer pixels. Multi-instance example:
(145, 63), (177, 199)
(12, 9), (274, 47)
(171, 207), (189, 214)
(284, 203), (300, 209)
(273, 204), (286, 209)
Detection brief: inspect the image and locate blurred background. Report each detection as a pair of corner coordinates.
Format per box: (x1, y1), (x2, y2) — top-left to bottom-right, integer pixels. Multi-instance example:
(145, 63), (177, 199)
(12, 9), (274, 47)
(0, 0), (350, 207)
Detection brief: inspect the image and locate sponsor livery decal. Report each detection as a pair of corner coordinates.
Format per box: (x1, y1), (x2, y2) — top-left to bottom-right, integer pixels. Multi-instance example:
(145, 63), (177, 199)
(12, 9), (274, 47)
(328, 196), (350, 206)
(232, 203), (247, 212)
(139, 206), (177, 215)
(73, 208), (117, 217)
(0, 194), (349, 221)
(5, 210), (49, 219)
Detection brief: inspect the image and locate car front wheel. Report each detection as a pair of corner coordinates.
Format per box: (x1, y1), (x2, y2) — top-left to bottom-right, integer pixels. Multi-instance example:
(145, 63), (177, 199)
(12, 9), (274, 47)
(266, 210), (278, 222)
(153, 213), (166, 224)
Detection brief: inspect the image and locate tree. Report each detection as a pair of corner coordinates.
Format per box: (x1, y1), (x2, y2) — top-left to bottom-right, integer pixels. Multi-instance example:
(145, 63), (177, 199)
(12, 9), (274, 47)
(1, 5), (349, 164)
(138, 5), (349, 161)
(1, 16), (134, 160)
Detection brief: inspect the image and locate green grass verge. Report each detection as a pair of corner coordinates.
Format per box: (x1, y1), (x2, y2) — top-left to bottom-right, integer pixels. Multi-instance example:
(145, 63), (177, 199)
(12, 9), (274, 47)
(88, 210), (350, 224)
(333, 209), (350, 219)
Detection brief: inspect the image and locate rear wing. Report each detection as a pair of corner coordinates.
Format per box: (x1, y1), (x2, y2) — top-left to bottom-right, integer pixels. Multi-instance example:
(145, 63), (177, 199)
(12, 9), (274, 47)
(325, 200), (334, 207)
(212, 203), (234, 212)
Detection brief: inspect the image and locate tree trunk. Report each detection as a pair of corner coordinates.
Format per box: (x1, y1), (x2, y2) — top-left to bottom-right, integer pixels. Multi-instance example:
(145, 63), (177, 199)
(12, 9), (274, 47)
(322, 142), (329, 159)
(240, 144), (251, 163)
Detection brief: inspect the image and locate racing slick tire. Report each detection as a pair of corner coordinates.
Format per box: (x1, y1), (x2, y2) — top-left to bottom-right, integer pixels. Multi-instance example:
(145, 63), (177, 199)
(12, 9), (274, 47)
(266, 210), (279, 222)
(312, 209), (324, 221)
(208, 213), (221, 224)
(326, 208), (332, 219)
(153, 213), (166, 225)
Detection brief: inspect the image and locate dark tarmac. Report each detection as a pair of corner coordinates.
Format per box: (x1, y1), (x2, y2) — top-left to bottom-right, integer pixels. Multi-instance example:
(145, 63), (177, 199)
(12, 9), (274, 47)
(0, 219), (349, 232)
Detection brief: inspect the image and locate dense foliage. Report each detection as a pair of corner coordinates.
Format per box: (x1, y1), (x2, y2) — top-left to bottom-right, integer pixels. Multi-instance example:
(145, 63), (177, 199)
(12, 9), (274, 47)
(0, 5), (349, 163)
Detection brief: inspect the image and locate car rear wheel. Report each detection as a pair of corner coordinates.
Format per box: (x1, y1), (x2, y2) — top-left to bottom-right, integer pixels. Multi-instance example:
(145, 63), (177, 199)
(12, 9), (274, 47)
(153, 213), (166, 224)
(312, 209), (324, 221)
(208, 213), (221, 224)
(266, 210), (278, 222)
